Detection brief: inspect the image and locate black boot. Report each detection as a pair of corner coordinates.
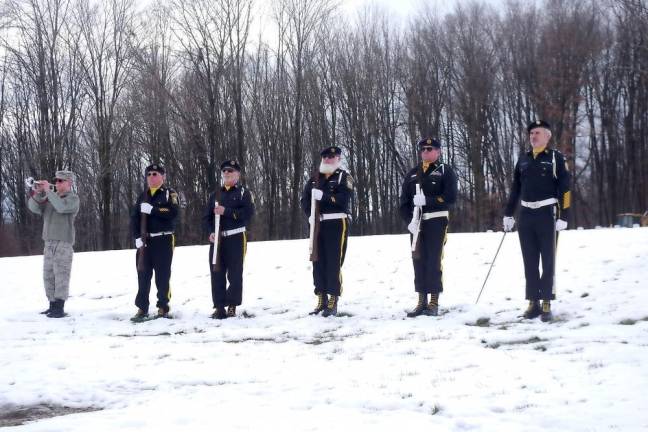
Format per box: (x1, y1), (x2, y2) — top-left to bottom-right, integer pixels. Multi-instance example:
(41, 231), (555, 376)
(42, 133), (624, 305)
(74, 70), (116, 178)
(211, 306), (227, 319)
(407, 293), (428, 317)
(309, 293), (328, 315)
(322, 295), (338, 317)
(427, 293), (439, 316)
(540, 301), (553, 322)
(157, 306), (171, 319)
(130, 308), (149, 322)
(523, 300), (542, 319)
(40, 301), (54, 315)
(47, 299), (66, 318)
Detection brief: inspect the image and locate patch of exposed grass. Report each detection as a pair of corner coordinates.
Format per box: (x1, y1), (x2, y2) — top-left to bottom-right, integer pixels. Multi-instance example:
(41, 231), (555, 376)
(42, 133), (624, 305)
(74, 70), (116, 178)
(619, 319), (637, 325)
(0, 404), (100, 427)
(485, 336), (544, 349)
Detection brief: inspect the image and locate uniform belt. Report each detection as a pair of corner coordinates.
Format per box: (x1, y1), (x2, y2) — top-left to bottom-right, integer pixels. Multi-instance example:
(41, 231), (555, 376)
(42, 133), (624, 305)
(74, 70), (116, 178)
(221, 227), (246, 237)
(148, 231), (174, 237)
(320, 213), (347, 221)
(422, 211), (449, 220)
(521, 198), (557, 209)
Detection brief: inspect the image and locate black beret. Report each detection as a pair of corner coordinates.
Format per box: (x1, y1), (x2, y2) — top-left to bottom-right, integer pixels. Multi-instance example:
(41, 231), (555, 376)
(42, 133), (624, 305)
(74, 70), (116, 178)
(220, 160), (241, 172)
(417, 137), (441, 149)
(320, 146), (342, 157)
(145, 164), (165, 175)
(528, 120), (551, 132)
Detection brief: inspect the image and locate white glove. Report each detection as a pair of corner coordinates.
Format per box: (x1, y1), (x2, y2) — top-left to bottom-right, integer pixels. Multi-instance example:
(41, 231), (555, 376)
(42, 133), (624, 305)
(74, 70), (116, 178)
(308, 216), (315, 226)
(135, 238), (144, 249)
(555, 219), (568, 231)
(140, 202), (153, 214)
(408, 207), (421, 234)
(503, 216), (515, 232)
(407, 221), (419, 234)
(311, 188), (323, 201)
(413, 194), (426, 207)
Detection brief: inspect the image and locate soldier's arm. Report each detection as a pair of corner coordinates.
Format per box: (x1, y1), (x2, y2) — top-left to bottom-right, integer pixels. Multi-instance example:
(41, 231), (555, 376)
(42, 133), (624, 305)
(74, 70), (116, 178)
(27, 193), (46, 215)
(44, 190), (80, 214)
(504, 160), (521, 217)
(321, 173), (351, 210)
(399, 174), (414, 222)
(223, 189), (255, 223)
(556, 152), (571, 220)
(442, 166), (458, 206)
(300, 179), (313, 217)
(422, 166), (458, 210)
(152, 190), (179, 220)
(130, 194), (143, 239)
(202, 193), (216, 234)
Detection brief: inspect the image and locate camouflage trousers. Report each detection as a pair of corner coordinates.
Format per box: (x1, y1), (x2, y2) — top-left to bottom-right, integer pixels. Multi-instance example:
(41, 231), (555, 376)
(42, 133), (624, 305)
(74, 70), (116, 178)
(43, 240), (74, 301)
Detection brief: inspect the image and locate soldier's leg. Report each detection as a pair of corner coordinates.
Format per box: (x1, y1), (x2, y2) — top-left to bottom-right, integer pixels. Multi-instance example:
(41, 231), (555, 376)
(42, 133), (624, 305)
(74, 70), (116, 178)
(424, 218), (448, 294)
(52, 242), (74, 301)
(209, 243), (227, 309)
(312, 227), (327, 295)
(135, 246), (153, 313)
(152, 235), (173, 313)
(224, 234), (245, 306)
(43, 241), (56, 302)
(412, 227), (428, 294)
(323, 219), (347, 297)
(538, 210), (557, 301)
(518, 211), (541, 300)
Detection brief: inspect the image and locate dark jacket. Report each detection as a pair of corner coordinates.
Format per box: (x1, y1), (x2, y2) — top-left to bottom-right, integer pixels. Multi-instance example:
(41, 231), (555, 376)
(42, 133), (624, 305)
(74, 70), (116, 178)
(504, 148), (571, 219)
(300, 169), (352, 217)
(130, 186), (180, 239)
(203, 185), (254, 234)
(399, 161), (457, 223)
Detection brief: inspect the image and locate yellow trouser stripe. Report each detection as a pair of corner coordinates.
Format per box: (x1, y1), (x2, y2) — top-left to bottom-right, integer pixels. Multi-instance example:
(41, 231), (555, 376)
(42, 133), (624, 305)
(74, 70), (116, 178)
(243, 231), (247, 261)
(562, 191), (571, 209)
(338, 219), (347, 294)
(168, 235), (175, 301)
(441, 225), (448, 288)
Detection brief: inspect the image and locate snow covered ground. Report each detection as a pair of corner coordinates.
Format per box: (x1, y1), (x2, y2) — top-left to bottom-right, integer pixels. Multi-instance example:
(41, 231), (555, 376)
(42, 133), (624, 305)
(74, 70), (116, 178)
(1, 227), (647, 431)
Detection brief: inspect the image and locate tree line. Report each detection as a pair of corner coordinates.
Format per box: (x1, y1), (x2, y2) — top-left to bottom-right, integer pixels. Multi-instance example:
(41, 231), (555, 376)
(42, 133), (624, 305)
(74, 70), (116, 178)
(0, 0), (646, 256)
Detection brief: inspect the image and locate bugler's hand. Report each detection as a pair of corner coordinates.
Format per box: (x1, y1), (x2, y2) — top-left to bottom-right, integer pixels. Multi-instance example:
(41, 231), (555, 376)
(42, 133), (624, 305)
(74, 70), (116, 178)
(135, 238), (144, 249)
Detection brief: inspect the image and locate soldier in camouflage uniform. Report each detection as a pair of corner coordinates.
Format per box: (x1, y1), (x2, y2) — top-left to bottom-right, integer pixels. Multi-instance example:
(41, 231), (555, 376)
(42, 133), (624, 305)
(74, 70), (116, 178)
(27, 170), (80, 318)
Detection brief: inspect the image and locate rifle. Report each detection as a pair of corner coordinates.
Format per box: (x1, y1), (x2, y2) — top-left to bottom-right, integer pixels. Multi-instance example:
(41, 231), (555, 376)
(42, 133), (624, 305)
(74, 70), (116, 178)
(411, 164), (424, 258)
(309, 170), (321, 262)
(212, 196), (222, 272)
(137, 191), (149, 272)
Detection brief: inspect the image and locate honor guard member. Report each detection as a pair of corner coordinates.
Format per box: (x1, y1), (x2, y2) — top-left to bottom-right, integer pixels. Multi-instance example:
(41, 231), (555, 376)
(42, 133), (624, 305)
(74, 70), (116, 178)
(203, 160), (255, 319)
(130, 164), (180, 322)
(27, 170), (80, 318)
(399, 138), (457, 317)
(300, 146), (353, 317)
(503, 120), (571, 322)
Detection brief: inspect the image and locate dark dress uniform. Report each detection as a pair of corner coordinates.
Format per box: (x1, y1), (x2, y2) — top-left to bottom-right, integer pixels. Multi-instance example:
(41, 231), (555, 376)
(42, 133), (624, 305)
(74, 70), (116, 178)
(300, 155), (353, 317)
(130, 183), (180, 316)
(505, 121), (571, 320)
(203, 183), (254, 318)
(399, 148), (457, 316)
